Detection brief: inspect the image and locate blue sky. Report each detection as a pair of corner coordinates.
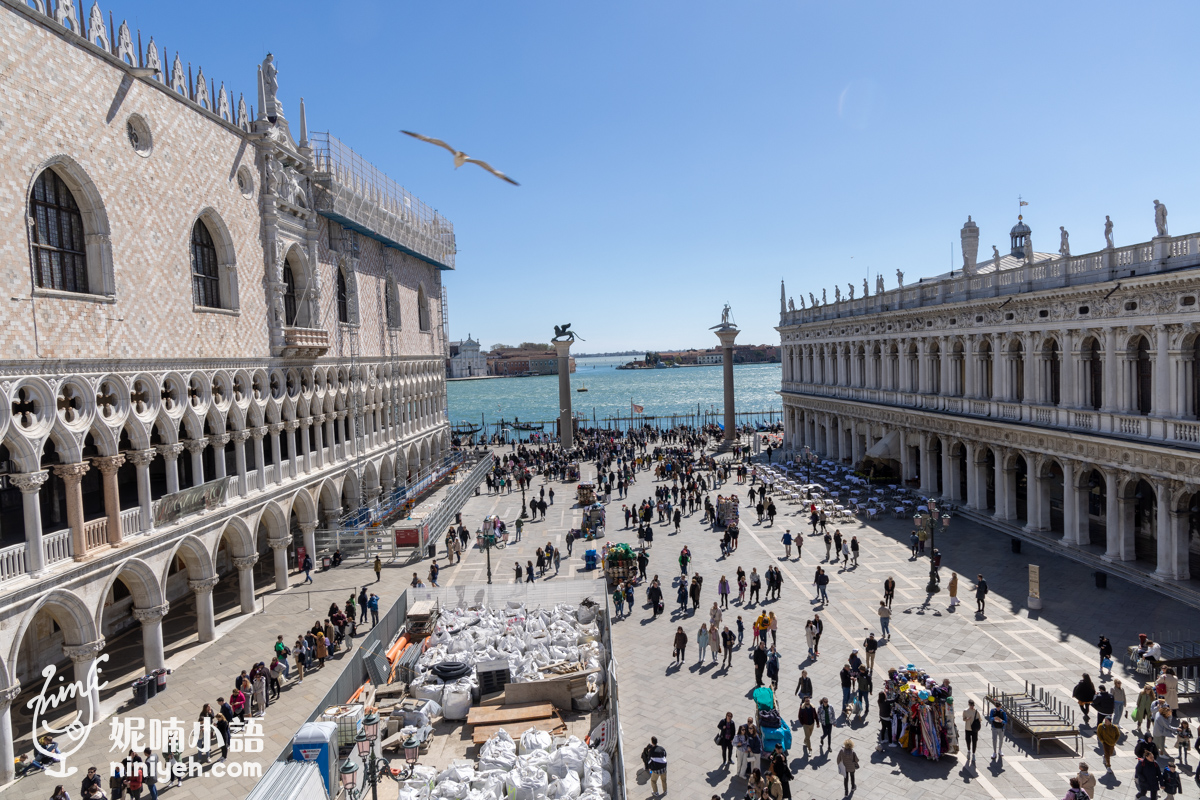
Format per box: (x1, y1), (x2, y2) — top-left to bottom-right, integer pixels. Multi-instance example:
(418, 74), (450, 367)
(117, 1), (1200, 351)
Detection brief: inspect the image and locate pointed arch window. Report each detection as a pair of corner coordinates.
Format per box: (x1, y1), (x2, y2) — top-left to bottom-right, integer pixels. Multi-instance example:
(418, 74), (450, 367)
(30, 169), (89, 293)
(336, 269), (349, 324)
(282, 263), (298, 326)
(417, 284), (431, 332)
(191, 220), (221, 307)
(385, 280), (401, 329)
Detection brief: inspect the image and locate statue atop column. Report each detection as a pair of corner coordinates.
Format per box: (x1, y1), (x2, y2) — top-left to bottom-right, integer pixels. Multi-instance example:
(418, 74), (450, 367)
(1154, 200), (1168, 237)
(863, 278), (869, 298)
(875, 275), (884, 294)
(1104, 215), (1114, 249)
(821, 288), (827, 305)
(1059, 226), (1070, 257)
(261, 53), (284, 120)
(834, 286), (841, 302)
(992, 245), (1001, 267)
(895, 269), (904, 288)
(847, 283), (854, 300)
(711, 304), (736, 330)
(788, 297), (795, 311)
(809, 292), (817, 308)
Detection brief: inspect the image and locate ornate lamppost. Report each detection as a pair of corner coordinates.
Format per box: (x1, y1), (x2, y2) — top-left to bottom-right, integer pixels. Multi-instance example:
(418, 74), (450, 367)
(913, 500), (951, 594)
(339, 713), (420, 800)
(481, 530), (496, 584)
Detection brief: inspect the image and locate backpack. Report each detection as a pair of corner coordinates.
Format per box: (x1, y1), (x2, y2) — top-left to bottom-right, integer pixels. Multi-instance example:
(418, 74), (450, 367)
(758, 708), (782, 729)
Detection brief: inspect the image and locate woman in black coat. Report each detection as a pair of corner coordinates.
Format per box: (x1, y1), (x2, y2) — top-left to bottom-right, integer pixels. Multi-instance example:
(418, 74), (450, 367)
(1072, 673), (1097, 724)
(716, 712), (736, 767)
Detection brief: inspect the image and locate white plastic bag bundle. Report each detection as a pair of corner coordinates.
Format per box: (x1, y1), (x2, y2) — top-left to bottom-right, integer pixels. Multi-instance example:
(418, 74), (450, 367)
(519, 748), (551, 775)
(478, 731), (518, 773)
(519, 728), (553, 754)
(409, 675), (445, 705)
(433, 779), (469, 799)
(582, 751), (612, 793)
(505, 766), (548, 800)
(576, 603), (597, 624)
(437, 763), (476, 784)
(442, 685), (472, 721)
(576, 790), (608, 800)
(558, 771), (582, 799)
(554, 737), (588, 777)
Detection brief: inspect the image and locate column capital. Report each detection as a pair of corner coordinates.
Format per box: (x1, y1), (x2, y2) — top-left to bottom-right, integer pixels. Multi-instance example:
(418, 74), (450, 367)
(298, 522), (317, 534)
(268, 422), (285, 435)
(230, 429), (251, 443)
(157, 443), (184, 459)
(232, 554), (259, 570)
(91, 453), (126, 475)
(0, 684), (21, 705)
(9, 471), (49, 494)
(52, 462), (91, 483)
(126, 449), (157, 468)
(182, 438), (208, 455)
(284, 420), (300, 432)
(210, 433), (231, 446)
(249, 427), (267, 440)
(302, 416), (315, 426)
(132, 602), (170, 623)
(267, 537), (290, 551)
(335, 410), (348, 421)
(63, 639), (106, 663)
(188, 575), (220, 594)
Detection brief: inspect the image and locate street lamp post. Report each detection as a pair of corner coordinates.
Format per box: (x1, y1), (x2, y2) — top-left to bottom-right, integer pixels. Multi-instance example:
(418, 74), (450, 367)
(914, 500), (952, 594)
(339, 713), (420, 800)
(520, 485), (528, 520)
(481, 532), (495, 584)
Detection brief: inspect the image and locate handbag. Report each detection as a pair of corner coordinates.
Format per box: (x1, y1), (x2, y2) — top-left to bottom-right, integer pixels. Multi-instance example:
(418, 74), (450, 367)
(1101, 657), (1113, 670)
(714, 733), (722, 746)
(837, 762), (846, 776)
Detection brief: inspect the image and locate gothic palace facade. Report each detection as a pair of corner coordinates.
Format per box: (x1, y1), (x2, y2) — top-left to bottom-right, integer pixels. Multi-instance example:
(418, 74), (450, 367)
(779, 213), (1200, 588)
(0, 0), (452, 777)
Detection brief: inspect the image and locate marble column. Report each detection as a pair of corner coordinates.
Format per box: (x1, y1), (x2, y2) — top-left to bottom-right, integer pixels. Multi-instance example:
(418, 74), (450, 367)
(996, 453), (1016, 520)
(126, 450), (155, 533)
(942, 437), (960, 502)
(183, 438), (206, 486)
(553, 338), (574, 449)
(918, 435), (936, 494)
(233, 555), (258, 613)
(300, 522), (317, 567)
(9, 472), (49, 575)
(251, 428), (267, 491)
(1061, 330), (1076, 408)
(715, 326), (740, 444)
(1168, 508), (1191, 580)
(1103, 469), (1122, 559)
(1155, 482), (1174, 578)
(1025, 456), (1046, 531)
(268, 423), (285, 486)
(284, 421), (300, 478)
(53, 462), (91, 560)
(63, 639), (106, 725)
(91, 454), (126, 547)
(158, 443), (183, 494)
(1155, 325), (1169, 419)
(1062, 461), (1087, 545)
(1102, 328), (1117, 413)
(0, 684), (20, 784)
(132, 603), (169, 672)
(325, 415), (337, 461)
(231, 431), (250, 497)
(300, 418), (313, 473)
(188, 576), (219, 642)
(210, 433), (230, 481)
(312, 415), (326, 468)
(268, 537), (290, 592)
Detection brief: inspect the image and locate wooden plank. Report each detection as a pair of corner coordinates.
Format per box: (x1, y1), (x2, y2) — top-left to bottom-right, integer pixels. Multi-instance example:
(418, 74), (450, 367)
(471, 717), (566, 745)
(466, 702), (556, 726)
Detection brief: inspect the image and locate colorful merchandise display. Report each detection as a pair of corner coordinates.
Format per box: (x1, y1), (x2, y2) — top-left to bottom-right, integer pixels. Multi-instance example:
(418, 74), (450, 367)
(884, 664), (957, 760)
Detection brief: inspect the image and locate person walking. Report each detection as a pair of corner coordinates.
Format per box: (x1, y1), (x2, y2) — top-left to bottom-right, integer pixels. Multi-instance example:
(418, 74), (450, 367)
(1135, 683), (1156, 733)
(676, 581), (688, 612)
(805, 620), (816, 660)
(975, 574), (989, 614)
(862, 634), (878, 672)
(769, 745), (792, 799)
(672, 627), (687, 665)
(1098, 635), (1114, 679)
(987, 699), (1008, 760)
(646, 738), (668, 796)
(373, 556), (382, 583)
(811, 614), (823, 656)
(1096, 714), (1119, 771)
(753, 643), (768, 687)
(883, 576), (895, 608)
(766, 646), (781, 690)
(814, 567), (829, 604)
(1135, 753), (1162, 800)
(721, 626), (735, 668)
(717, 712), (736, 767)
(877, 601), (891, 638)
(824, 530), (833, 560)
(817, 698), (835, 750)
(647, 580), (663, 619)
(962, 699), (982, 760)
(1092, 684), (1115, 725)
(797, 697), (816, 751)
(947, 572), (960, 607)
(840, 663), (854, 710)
(749, 568), (762, 604)
(850, 536), (859, 566)
(1152, 707), (1177, 753)
(836, 740), (859, 795)
(782, 530), (792, 559)
(302, 554), (313, 584)
(612, 585), (625, 619)
(1073, 673), (1096, 725)
(689, 576), (703, 612)
(718, 575), (730, 609)
(1112, 678), (1127, 730)
(697, 623), (710, 664)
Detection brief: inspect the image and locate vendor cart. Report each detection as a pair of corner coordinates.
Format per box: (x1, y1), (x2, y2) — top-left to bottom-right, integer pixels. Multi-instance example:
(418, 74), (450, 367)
(577, 482), (596, 505)
(603, 542), (639, 586)
(582, 504), (605, 538)
(752, 686), (792, 758)
(566, 462), (580, 481)
(716, 495), (740, 528)
(884, 664), (958, 759)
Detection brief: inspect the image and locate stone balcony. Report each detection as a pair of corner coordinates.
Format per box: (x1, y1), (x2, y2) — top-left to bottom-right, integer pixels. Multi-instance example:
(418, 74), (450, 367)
(280, 326), (331, 358)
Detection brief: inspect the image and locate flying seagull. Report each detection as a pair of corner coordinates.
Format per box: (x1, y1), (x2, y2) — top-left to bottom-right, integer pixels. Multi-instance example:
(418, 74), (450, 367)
(400, 130), (519, 185)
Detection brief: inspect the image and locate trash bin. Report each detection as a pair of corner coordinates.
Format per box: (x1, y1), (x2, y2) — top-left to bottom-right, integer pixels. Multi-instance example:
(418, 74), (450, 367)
(1094, 571), (1107, 589)
(144, 675), (157, 699)
(322, 555), (332, 570)
(1010, 538), (1022, 554)
(131, 677), (150, 705)
(427, 542), (436, 560)
(583, 550), (598, 570)
(154, 668), (169, 692)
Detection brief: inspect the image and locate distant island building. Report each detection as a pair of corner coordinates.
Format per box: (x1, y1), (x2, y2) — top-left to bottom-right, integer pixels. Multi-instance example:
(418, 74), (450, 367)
(488, 347), (576, 376)
(447, 335), (488, 377)
(619, 345), (779, 369)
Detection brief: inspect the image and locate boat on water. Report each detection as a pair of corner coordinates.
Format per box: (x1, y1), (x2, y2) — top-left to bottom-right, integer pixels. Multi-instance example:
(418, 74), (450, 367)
(577, 383), (588, 392)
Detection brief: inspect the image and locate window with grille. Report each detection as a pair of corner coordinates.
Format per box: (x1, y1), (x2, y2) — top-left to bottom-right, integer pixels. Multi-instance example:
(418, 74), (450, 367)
(191, 221), (221, 307)
(386, 283), (400, 328)
(418, 285), (430, 331)
(282, 264), (298, 325)
(337, 269), (349, 323)
(29, 169), (89, 293)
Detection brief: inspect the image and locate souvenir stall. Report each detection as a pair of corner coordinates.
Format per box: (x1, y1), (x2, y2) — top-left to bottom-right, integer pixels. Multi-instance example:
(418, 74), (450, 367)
(885, 665), (957, 759)
(715, 495), (739, 528)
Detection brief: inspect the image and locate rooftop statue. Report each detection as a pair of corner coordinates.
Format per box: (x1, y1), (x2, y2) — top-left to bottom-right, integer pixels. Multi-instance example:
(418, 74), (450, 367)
(1154, 200), (1168, 237)
(1059, 226), (1070, 257)
(896, 269), (904, 288)
(1104, 216), (1114, 249)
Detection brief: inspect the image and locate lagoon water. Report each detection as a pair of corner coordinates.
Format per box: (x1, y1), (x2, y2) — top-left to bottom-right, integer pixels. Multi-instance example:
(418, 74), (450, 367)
(447, 356), (782, 429)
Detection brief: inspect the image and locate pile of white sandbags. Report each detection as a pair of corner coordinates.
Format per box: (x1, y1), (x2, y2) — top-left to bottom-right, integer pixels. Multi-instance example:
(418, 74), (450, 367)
(416, 602), (604, 688)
